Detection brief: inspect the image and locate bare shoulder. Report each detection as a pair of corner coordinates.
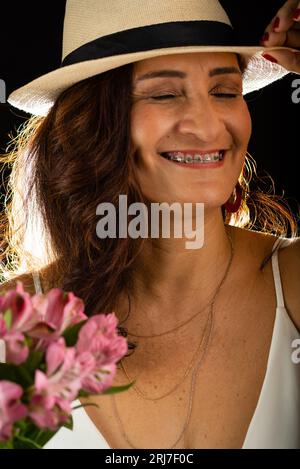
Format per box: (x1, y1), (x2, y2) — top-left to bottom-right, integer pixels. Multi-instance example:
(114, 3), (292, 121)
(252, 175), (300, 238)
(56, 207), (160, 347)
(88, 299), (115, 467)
(0, 272), (37, 296)
(228, 225), (279, 262)
(228, 226), (300, 332)
(0, 262), (61, 296)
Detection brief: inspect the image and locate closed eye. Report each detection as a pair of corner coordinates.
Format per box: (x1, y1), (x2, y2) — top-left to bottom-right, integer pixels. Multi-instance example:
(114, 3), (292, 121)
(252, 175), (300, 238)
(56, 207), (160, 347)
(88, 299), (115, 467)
(150, 94), (178, 100)
(212, 93), (240, 98)
(150, 92), (241, 100)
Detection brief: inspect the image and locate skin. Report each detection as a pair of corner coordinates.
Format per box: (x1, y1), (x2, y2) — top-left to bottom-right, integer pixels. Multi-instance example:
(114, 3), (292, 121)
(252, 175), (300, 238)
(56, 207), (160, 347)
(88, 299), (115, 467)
(260, 0), (300, 71)
(123, 51), (252, 335)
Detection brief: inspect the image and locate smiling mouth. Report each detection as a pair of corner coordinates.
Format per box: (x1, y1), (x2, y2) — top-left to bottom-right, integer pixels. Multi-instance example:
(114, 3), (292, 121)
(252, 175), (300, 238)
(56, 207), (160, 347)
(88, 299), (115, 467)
(159, 150), (225, 164)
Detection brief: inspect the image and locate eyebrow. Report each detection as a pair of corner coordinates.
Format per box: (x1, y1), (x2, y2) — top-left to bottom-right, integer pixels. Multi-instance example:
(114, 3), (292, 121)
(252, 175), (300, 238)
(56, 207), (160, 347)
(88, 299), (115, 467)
(134, 67), (242, 82)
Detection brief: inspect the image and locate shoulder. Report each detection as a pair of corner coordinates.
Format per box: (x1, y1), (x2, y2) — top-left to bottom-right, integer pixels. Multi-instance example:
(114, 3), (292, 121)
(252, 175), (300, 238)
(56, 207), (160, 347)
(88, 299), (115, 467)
(0, 262), (62, 296)
(0, 272), (37, 296)
(228, 226), (300, 332)
(228, 225), (278, 264)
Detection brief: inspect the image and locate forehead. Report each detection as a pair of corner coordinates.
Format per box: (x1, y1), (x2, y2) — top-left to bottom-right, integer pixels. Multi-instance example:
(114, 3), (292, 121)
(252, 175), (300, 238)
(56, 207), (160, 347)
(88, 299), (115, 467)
(133, 52), (240, 77)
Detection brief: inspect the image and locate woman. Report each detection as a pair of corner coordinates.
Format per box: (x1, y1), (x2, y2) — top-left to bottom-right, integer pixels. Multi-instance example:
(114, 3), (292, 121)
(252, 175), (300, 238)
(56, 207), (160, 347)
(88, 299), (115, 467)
(0, 0), (300, 449)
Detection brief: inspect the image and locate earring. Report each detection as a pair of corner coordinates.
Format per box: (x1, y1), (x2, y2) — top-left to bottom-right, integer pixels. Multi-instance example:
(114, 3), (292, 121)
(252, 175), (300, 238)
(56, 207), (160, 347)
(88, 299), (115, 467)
(224, 183), (243, 213)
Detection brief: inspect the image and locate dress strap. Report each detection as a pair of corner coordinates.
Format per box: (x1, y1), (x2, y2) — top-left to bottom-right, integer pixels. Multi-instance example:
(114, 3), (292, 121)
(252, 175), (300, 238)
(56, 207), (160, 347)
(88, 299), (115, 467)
(32, 271), (43, 294)
(271, 237), (294, 309)
(0, 339), (5, 363)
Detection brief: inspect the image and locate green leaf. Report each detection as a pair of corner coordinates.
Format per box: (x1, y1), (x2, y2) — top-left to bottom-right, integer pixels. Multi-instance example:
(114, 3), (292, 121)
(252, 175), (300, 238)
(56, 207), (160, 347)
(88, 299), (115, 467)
(72, 402), (100, 411)
(101, 382), (134, 395)
(34, 430), (57, 447)
(24, 350), (44, 374)
(0, 440), (13, 449)
(20, 424), (57, 447)
(75, 382), (134, 402)
(63, 320), (87, 346)
(16, 364), (35, 387)
(3, 308), (12, 329)
(12, 435), (43, 449)
(0, 362), (33, 387)
(62, 416), (73, 431)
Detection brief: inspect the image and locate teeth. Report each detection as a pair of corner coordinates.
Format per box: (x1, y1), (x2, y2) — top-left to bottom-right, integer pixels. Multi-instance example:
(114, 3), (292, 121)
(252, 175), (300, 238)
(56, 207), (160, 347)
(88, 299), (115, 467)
(185, 155), (193, 163)
(162, 151), (223, 163)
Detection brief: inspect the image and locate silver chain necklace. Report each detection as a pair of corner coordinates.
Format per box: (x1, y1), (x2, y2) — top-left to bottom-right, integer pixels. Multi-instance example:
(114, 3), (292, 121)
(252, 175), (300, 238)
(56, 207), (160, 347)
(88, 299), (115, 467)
(111, 230), (234, 449)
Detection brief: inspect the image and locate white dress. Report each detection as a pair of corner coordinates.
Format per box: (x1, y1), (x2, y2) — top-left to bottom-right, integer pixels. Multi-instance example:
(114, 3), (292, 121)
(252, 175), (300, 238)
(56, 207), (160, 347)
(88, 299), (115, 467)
(2, 237), (299, 448)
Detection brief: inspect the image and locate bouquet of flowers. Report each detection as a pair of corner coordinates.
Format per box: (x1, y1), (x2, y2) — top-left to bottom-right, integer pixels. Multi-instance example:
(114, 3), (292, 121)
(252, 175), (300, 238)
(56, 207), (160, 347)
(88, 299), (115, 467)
(0, 281), (130, 449)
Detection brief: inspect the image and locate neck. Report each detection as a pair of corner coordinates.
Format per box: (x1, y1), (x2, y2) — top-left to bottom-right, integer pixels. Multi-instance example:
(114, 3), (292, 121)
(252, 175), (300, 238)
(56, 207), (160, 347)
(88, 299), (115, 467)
(118, 210), (236, 335)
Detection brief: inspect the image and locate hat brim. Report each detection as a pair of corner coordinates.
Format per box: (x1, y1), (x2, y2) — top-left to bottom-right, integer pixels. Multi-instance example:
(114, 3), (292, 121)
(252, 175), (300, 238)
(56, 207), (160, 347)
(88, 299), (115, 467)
(7, 45), (297, 116)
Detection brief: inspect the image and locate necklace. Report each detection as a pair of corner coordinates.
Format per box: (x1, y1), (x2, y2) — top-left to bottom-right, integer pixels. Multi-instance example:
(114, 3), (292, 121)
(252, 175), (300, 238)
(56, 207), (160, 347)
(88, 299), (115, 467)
(120, 310), (210, 400)
(121, 230), (234, 401)
(112, 229), (234, 449)
(112, 306), (213, 449)
(123, 291), (215, 338)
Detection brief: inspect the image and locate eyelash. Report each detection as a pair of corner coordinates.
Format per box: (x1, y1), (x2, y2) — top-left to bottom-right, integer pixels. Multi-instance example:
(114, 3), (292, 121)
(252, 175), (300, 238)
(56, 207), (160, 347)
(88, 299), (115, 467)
(150, 92), (239, 100)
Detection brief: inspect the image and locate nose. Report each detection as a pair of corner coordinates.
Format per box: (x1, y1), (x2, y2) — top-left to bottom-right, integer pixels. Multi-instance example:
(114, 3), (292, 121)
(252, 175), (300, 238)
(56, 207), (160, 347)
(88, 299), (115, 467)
(176, 95), (225, 143)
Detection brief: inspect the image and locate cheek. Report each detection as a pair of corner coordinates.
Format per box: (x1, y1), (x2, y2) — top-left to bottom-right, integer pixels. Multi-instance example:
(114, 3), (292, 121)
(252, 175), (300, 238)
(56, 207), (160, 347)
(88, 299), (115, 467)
(131, 107), (153, 148)
(232, 103), (252, 146)
(130, 109), (144, 147)
(131, 105), (172, 150)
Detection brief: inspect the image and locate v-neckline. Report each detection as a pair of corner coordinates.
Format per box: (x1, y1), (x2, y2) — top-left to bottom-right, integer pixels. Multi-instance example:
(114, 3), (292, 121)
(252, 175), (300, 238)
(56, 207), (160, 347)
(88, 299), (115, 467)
(77, 238), (285, 449)
(79, 242), (284, 449)
(76, 305), (281, 449)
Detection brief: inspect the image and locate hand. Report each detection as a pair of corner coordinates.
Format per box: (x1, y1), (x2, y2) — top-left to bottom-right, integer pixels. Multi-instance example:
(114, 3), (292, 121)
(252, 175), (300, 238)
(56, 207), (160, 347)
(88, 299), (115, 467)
(260, 0), (300, 73)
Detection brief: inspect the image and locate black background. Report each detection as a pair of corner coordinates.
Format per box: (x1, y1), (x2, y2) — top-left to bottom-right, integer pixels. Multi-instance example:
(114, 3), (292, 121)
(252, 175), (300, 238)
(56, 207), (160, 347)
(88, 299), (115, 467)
(0, 0), (299, 223)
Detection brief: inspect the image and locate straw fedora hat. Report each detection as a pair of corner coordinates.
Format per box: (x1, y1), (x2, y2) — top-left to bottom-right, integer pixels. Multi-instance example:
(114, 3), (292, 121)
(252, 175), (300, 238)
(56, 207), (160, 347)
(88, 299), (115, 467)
(7, 0), (298, 116)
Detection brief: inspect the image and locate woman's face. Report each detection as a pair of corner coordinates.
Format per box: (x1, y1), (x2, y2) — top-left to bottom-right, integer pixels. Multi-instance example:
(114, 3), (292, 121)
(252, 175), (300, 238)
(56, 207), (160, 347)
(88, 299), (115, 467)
(130, 52), (252, 207)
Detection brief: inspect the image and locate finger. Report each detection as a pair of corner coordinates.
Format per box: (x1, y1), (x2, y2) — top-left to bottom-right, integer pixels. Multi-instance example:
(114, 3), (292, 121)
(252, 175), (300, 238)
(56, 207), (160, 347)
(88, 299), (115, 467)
(260, 0), (300, 48)
(262, 49), (300, 74)
(262, 27), (300, 48)
(292, 0), (300, 21)
(268, 0), (298, 33)
(285, 28), (300, 47)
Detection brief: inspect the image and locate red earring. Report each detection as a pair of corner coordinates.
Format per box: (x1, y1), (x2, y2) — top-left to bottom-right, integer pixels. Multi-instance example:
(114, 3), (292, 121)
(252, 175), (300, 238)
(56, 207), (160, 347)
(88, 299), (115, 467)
(224, 183), (243, 213)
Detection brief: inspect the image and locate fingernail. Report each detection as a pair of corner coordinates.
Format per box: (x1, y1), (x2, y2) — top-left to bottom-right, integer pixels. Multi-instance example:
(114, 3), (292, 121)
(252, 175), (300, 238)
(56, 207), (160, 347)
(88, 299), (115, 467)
(273, 17), (280, 30)
(262, 53), (278, 63)
(293, 8), (300, 20)
(260, 32), (269, 43)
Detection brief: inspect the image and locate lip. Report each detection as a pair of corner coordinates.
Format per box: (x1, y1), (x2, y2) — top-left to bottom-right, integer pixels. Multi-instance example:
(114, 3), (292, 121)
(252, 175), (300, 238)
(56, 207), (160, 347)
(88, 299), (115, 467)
(158, 150), (227, 169)
(159, 149), (224, 156)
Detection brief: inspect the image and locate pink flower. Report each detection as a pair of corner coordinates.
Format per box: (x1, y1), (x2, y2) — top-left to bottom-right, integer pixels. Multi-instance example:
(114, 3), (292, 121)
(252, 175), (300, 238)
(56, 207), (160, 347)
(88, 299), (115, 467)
(0, 284), (130, 445)
(0, 281), (38, 364)
(80, 362), (117, 394)
(76, 313), (128, 367)
(0, 281), (37, 333)
(28, 290), (88, 348)
(0, 317), (29, 365)
(0, 381), (27, 441)
(28, 338), (94, 430)
(0, 331), (29, 365)
(76, 313), (127, 394)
